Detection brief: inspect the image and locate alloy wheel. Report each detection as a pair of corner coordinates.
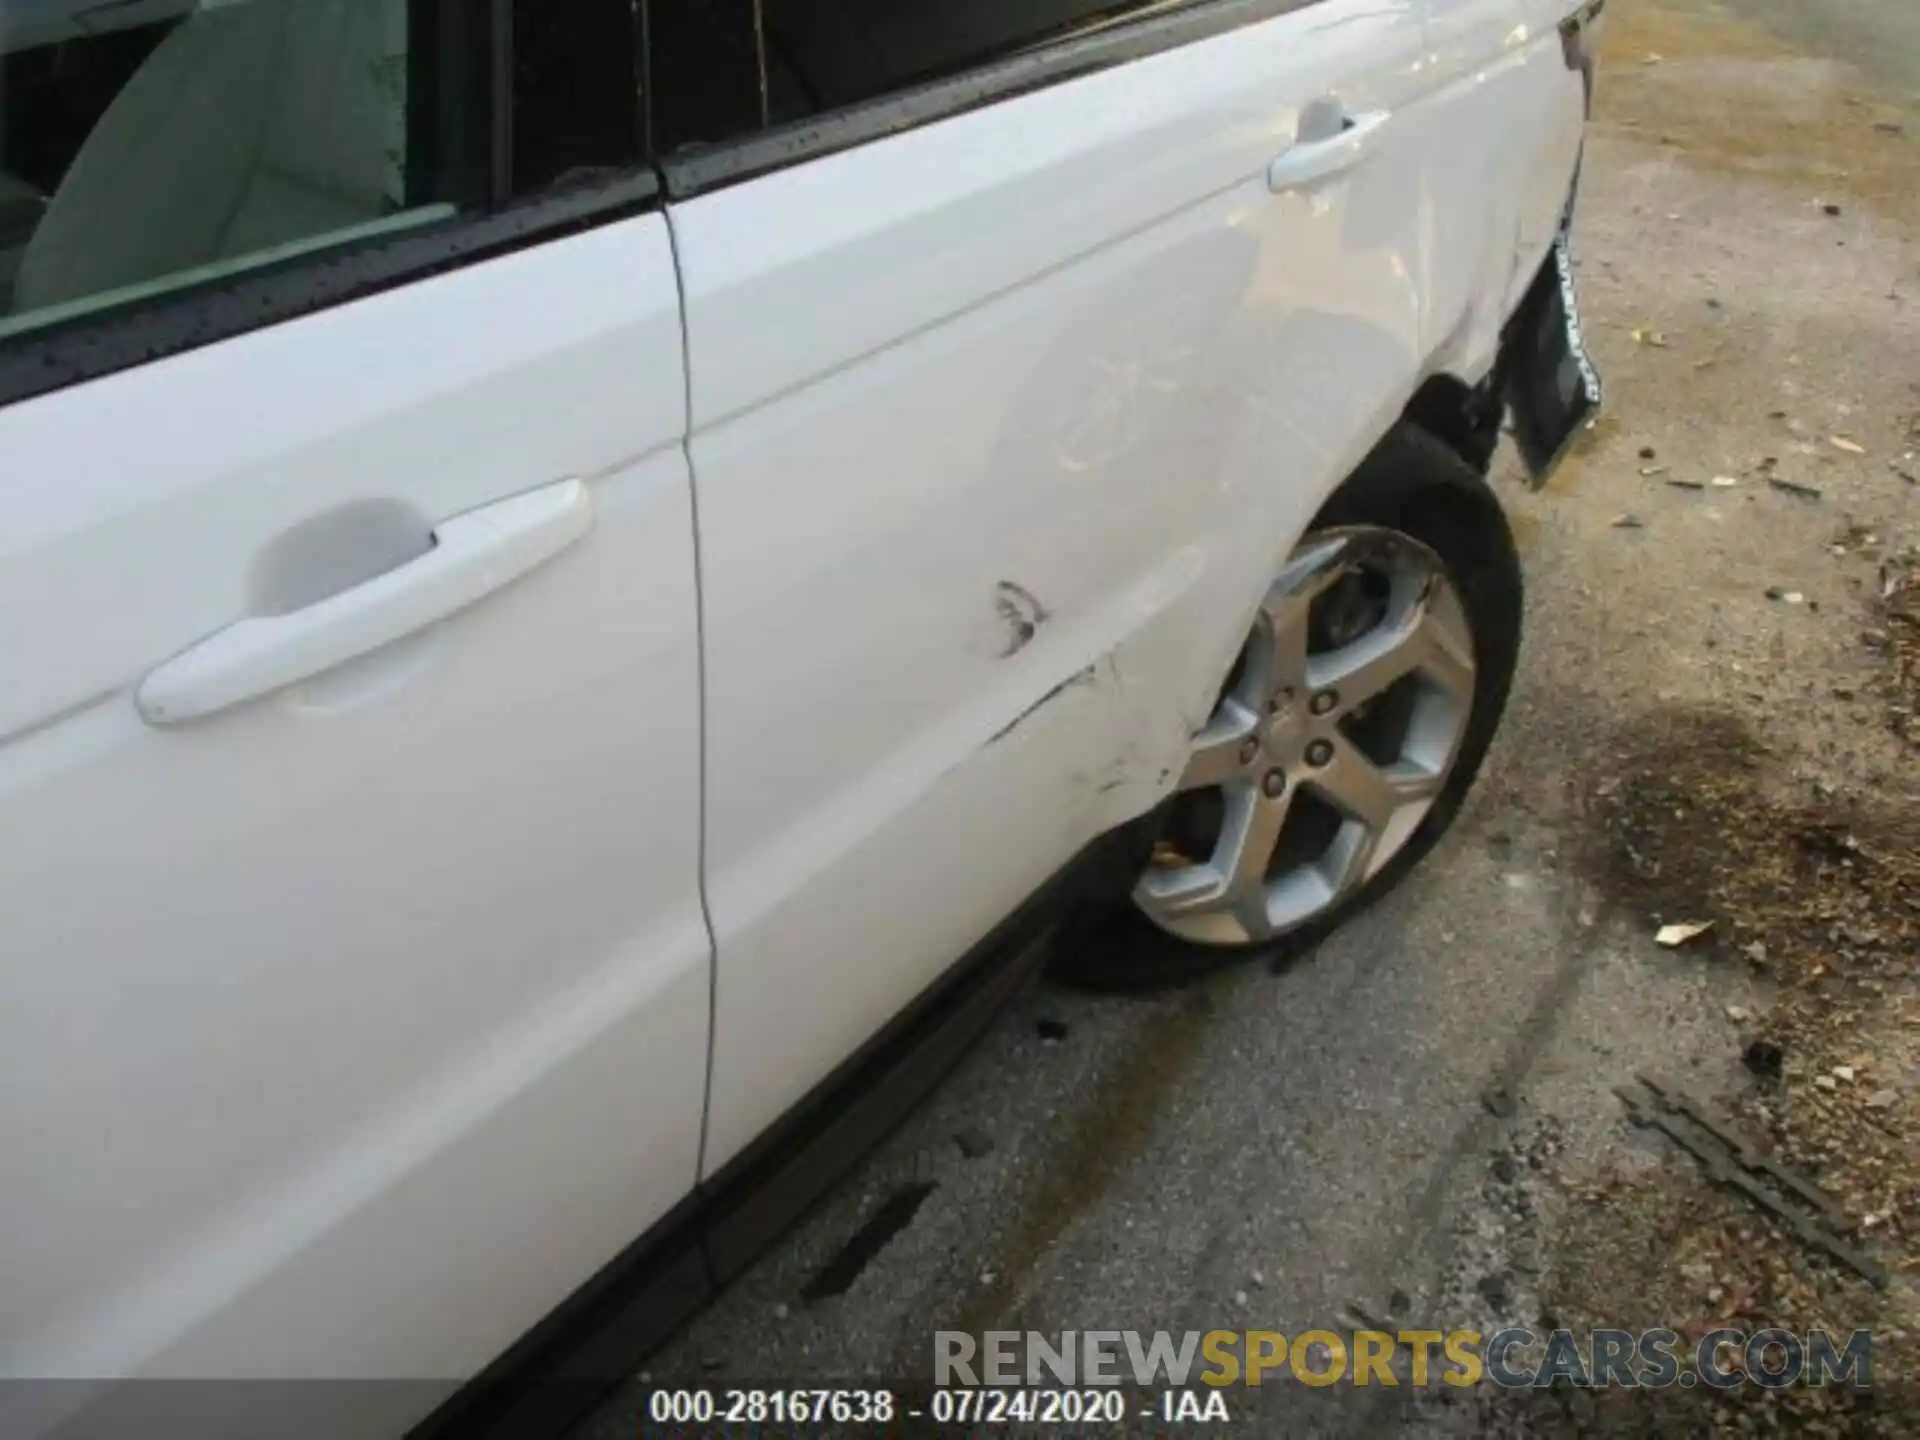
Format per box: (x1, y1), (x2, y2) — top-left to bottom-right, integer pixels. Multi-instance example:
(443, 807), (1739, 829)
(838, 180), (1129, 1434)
(1133, 525), (1477, 946)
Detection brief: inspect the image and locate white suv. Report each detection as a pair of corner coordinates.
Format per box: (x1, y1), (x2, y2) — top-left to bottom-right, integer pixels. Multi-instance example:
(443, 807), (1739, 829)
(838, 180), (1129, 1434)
(0, 0), (1601, 1433)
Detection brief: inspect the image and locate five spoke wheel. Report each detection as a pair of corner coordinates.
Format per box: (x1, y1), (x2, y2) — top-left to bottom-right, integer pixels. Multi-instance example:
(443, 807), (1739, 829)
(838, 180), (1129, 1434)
(1133, 525), (1477, 946)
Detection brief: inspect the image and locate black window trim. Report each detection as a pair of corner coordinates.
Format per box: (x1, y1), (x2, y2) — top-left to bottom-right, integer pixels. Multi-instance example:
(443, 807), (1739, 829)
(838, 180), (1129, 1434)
(0, 0), (1320, 410)
(653, 0), (1322, 201)
(0, 7), (665, 412)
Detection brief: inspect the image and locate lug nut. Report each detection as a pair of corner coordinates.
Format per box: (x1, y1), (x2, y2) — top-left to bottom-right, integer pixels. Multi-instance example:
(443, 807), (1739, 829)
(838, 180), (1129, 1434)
(1310, 690), (1338, 716)
(1262, 768), (1287, 797)
(1305, 739), (1334, 767)
(1238, 737), (1260, 764)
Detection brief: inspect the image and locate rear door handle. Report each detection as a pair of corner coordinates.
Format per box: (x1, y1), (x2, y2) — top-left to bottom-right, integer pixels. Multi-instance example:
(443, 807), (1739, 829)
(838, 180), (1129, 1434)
(1266, 109), (1391, 192)
(138, 478), (593, 725)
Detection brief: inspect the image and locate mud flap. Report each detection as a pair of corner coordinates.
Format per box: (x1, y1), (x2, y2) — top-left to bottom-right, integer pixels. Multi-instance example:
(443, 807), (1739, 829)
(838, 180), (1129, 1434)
(1502, 201), (1603, 488)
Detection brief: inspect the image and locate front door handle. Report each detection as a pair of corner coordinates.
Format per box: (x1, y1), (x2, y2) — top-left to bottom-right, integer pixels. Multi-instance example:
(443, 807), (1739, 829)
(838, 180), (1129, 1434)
(1266, 109), (1390, 192)
(138, 478), (593, 725)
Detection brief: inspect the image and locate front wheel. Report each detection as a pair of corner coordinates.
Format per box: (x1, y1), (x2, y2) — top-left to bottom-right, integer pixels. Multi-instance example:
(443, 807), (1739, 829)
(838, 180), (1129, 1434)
(1060, 423), (1523, 989)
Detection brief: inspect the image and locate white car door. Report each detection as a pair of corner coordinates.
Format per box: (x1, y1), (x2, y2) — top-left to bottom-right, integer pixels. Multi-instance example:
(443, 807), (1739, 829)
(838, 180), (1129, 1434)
(0, 0), (706, 1424)
(1416, 0), (1595, 383)
(661, 0), (1431, 1179)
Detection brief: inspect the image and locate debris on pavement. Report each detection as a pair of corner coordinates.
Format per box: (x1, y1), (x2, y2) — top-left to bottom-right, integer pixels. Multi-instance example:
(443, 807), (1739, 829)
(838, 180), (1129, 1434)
(1743, 1039), (1785, 1082)
(1880, 548), (1920, 743)
(1616, 1077), (1887, 1288)
(1475, 1271), (1513, 1309)
(1767, 475), (1824, 500)
(1830, 436), (1867, 455)
(1655, 920), (1713, 947)
(1344, 1300), (1395, 1333)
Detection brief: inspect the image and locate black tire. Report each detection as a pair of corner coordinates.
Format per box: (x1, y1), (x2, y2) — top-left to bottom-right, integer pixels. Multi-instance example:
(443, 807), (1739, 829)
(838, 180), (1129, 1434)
(1053, 422), (1523, 992)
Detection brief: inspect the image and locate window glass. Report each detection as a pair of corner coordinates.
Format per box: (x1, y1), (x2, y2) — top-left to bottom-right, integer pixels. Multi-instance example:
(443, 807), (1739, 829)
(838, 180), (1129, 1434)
(761, 0), (1169, 122)
(0, 0), (491, 339)
(644, 0), (764, 156)
(511, 0), (642, 193)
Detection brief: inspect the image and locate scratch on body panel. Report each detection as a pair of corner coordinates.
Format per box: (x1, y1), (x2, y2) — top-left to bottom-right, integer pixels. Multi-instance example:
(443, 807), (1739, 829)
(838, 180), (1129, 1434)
(986, 663), (1099, 747)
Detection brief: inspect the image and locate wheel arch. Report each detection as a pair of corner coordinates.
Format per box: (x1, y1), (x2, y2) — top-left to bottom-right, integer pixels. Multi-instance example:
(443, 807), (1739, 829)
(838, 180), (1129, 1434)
(1397, 372), (1504, 477)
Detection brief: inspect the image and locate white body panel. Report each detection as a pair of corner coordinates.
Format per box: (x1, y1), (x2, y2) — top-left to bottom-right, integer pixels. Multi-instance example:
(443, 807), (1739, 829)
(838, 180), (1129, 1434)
(1417, 0), (1593, 382)
(0, 219), (708, 1412)
(683, 0), (1434, 1173)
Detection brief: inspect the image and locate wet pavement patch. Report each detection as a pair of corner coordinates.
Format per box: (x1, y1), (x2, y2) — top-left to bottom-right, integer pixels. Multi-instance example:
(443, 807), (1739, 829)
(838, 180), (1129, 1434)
(800, 1182), (938, 1302)
(938, 993), (1213, 1339)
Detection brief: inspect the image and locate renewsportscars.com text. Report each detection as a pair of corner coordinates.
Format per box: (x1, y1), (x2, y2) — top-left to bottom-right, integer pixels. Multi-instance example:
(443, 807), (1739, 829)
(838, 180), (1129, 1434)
(934, 1327), (1873, 1389)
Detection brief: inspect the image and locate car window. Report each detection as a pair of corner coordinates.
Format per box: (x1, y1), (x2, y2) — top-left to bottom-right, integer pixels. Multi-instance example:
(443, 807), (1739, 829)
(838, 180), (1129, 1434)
(0, 0), (493, 340)
(644, 0), (1185, 158)
(761, 0), (1179, 121)
(644, 0), (766, 156)
(511, 0), (642, 194)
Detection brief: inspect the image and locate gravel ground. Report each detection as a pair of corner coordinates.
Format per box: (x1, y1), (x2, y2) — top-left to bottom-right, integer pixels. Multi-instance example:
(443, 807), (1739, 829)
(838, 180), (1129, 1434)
(582, 1), (1920, 1432)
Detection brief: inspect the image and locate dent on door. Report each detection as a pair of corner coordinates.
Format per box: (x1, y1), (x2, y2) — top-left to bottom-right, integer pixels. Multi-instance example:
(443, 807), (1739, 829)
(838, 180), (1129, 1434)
(683, 0), (1429, 1175)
